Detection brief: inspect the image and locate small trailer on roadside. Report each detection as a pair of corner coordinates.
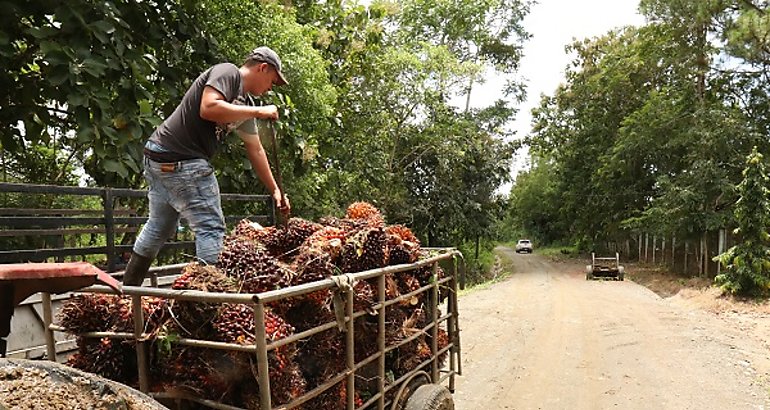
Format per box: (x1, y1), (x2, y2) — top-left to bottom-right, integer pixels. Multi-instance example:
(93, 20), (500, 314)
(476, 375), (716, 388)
(585, 252), (625, 281)
(22, 248), (463, 410)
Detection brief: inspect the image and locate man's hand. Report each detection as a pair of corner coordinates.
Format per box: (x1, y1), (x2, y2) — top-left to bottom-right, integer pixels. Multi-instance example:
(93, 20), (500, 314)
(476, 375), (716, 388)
(257, 105), (279, 121)
(273, 189), (291, 216)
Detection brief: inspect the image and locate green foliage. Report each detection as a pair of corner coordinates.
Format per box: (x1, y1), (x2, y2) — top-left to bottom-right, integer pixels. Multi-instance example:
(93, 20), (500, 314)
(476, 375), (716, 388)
(457, 239), (496, 286)
(2, 0), (531, 279)
(513, 0), (770, 256)
(714, 147), (770, 295)
(0, 1), (220, 187)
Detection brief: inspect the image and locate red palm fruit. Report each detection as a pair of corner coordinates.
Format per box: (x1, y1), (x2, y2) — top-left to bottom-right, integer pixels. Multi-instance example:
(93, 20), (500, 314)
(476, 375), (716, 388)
(385, 224), (420, 245)
(346, 201), (385, 228)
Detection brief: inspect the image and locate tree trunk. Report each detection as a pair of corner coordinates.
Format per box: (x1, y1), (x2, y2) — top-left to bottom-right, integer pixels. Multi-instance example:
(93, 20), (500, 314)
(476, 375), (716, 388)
(661, 237), (666, 264)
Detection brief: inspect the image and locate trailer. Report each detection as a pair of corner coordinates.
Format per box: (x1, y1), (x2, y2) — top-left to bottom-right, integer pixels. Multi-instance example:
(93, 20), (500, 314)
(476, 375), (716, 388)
(31, 248), (463, 410)
(585, 252), (625, 281)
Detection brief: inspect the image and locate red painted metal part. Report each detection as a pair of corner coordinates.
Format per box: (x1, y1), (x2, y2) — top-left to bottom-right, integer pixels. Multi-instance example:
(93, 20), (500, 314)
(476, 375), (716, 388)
(0, 262), (122, 356)
(0, 262), (121, 305)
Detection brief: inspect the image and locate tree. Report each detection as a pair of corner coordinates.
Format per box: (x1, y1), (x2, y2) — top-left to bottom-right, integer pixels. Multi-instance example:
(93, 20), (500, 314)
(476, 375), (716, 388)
(714, 147), (770, 295)
(0, 1), (220, 187)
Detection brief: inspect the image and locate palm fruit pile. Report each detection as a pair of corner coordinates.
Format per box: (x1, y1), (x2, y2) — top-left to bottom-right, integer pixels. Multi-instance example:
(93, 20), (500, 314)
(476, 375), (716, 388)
(58, 202), (452, 409)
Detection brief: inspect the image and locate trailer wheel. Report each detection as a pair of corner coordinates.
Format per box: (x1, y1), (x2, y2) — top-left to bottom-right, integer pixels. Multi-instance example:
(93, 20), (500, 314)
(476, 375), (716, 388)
(404, 384), (454, 410)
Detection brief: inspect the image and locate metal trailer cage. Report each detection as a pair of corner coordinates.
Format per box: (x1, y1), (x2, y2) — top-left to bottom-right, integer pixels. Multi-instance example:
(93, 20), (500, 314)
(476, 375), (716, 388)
(586, 252), (625, 281)
(39, 248), (464, 410)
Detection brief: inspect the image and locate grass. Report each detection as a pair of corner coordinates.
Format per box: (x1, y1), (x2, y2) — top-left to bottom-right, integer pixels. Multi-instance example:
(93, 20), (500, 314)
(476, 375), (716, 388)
(458, 245), (518, 296)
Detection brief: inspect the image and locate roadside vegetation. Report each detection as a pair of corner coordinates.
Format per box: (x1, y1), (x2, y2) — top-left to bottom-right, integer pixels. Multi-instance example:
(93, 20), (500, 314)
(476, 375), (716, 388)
(506, 0), (770, 296)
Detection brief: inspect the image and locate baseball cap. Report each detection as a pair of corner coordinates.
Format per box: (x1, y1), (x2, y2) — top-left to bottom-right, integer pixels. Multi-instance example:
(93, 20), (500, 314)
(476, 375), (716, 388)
(246, 46), (288, 86)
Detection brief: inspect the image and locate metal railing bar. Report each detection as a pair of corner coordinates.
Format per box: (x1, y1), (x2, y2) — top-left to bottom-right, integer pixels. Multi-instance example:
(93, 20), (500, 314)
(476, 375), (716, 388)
(151, 392), (246, 410)
(256, 251), (459, 303)
(373, 276), (452, 311)
(78, 284), (259, 303)
(48, 325), (259, 353)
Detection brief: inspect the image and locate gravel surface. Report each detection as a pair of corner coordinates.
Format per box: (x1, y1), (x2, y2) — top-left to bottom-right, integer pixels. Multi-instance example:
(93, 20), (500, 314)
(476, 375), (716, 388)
(0, 359), (164, 410)
(452, 248), (770, 410)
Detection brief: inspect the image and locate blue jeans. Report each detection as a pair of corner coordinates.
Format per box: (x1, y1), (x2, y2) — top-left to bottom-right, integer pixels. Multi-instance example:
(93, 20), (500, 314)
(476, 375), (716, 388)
(133, 157), (225, 264)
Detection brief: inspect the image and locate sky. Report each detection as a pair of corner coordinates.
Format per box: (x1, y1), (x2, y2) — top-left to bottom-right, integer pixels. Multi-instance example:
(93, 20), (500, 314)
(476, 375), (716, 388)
(460, 0), (646, 194)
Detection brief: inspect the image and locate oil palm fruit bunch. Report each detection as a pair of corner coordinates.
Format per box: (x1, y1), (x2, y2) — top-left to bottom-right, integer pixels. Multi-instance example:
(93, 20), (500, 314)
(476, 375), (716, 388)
(309, 382), (364, 410)
(110, 296), (167, 333)
(292, 227), (346, 283)
(292, 246), (336, 285)
(385, 225), (421, 265)
(258, 218), (323, 258)
(232, 218), (275, 243)
(346, 201), (385, 228)
(217, 238), (291, 293)
(318, 215), (367, 233)
(352, 280), (376, 312)
(66, 337), (136, 383)
(339, 227), (386, 273)
(296, 329), (345, 386)
(171, 264), (238, 338)
(158, 346), (242, 400)
(267, 360), (307, 406)
(58, 294), (115, 333)
(173, 263), (238, 293)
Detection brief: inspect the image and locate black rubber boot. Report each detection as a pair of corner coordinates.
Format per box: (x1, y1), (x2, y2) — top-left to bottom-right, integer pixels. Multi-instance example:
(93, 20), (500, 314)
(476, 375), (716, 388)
(122, 252), (153, 286)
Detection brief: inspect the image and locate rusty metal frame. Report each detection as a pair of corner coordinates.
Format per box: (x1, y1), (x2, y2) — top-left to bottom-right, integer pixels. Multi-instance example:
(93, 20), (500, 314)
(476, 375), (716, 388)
(41, 248), (464, 410)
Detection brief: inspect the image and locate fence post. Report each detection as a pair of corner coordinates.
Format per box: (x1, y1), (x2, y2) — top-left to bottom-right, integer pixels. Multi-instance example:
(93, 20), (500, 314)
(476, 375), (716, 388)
(645, 233), (649, 263)
(661, 237), (666, 264)
(684, 241), (689, 274)
(704, 232), (709, 278)
(717, 229), (725, 275)
(104, 188), (116, 273)
(672, 236), (677, 272)
(698, 235), (704, 277)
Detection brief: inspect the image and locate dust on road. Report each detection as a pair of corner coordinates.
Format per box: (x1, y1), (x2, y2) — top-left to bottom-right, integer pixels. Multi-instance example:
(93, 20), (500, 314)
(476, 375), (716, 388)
(452, 247), (770, 410)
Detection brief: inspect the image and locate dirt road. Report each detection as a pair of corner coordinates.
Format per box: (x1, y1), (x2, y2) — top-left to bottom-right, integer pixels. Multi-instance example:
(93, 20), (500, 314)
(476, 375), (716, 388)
(452, 247), (770, 410)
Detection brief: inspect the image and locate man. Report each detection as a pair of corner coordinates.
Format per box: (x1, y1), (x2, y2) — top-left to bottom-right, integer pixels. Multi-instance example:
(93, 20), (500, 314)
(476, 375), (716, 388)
(122, 46), (291, 285)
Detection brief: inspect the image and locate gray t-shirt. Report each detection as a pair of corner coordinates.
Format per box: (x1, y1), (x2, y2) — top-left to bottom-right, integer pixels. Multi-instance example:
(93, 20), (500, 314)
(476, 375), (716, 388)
(147, 63), (257, 161)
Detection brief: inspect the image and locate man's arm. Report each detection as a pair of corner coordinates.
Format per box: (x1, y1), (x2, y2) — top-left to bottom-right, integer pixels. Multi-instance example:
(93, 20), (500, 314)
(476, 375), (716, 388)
(200, 86), (278, 123)
(237, 130), (290, 213)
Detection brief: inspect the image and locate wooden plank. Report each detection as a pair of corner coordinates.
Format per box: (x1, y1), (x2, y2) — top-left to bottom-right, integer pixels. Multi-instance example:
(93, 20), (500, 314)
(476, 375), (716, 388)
(0, 246), (108, 262)
(0, 227), (141, 237)
(0, 208), (136, 216)
(0, 216), (153, 228)
(0, 182), (104, 196)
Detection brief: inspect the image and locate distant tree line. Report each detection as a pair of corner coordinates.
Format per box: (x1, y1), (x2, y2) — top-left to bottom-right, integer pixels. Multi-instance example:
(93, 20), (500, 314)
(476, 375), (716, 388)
(511, 0), (770, 251)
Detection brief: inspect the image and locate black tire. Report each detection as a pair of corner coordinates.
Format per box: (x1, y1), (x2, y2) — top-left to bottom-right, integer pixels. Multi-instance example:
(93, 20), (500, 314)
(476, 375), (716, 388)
(404, 384), (454, 410)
